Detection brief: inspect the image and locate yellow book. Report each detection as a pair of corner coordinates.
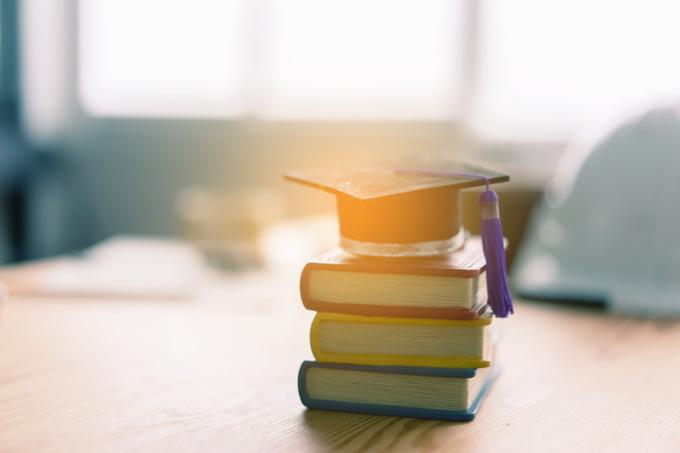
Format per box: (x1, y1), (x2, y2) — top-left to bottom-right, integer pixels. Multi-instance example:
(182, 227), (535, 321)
(310, 312), (493, 368)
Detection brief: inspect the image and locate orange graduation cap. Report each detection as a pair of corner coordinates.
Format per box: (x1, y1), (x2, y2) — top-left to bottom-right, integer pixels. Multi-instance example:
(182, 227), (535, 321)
(285, 161), (513, 317)
(286, 163), (508, 255)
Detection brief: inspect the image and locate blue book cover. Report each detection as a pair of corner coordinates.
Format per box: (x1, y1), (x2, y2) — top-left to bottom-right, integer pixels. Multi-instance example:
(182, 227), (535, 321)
(298, 361), (499, 421)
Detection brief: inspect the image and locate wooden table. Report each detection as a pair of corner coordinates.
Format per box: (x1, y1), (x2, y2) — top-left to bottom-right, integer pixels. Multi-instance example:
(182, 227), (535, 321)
(1, 269), (679, 452)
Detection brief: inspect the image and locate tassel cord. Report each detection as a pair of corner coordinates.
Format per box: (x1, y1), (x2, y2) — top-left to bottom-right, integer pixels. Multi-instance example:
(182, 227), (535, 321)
(395, 168), (514, 317)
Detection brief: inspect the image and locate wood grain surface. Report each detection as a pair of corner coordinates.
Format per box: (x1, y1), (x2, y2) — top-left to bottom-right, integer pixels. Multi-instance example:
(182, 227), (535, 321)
(1, 270), (680, 452)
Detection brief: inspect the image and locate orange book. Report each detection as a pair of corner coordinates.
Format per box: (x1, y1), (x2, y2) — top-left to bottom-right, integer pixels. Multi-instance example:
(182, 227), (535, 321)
(301, 237), (487, 320)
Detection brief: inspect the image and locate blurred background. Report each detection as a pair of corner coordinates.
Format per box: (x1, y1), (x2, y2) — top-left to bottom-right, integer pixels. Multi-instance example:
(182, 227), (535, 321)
(2, 0), (680, 270)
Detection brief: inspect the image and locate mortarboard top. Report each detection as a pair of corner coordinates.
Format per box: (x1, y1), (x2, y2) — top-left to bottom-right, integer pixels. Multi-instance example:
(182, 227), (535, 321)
(285, 162), (509, 257)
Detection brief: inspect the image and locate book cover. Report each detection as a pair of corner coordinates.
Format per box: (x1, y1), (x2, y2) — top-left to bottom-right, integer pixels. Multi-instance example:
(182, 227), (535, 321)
(301, 237), (487, 319)
(298, 361), (499, 421)
(310, 312), (493, 368)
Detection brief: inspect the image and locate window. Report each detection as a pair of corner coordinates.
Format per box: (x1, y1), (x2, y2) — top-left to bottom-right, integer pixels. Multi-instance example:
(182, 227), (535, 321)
(79, 0), (247, 117)
(78, 0), (680, 141)
(472, 0), (680, 141)
(79, 0), (462, 120)
(261, 0), (460, 119)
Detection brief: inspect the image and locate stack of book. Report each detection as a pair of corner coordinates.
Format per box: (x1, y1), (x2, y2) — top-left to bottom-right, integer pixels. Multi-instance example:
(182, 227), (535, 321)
(297, 236), (499, 421)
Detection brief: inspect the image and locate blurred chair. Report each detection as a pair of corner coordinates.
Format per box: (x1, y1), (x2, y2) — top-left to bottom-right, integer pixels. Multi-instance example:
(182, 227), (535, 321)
(0, 102), (34, 262)
(0, 0), (34, 261)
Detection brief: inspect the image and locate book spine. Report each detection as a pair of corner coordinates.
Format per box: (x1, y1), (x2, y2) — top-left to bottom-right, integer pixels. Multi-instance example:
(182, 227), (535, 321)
(298, 361), (500, 421)
(309, 314), (491, 369)
(299, 262), (313, 312)
(300, 265), (483, 320)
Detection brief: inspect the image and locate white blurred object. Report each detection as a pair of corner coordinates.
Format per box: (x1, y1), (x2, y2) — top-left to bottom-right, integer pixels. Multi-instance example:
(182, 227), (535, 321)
(175, 187), (289, 269)
(257, 214), (338, 270)
(6, 237), (208, 299)
(512, 107), (680, 315)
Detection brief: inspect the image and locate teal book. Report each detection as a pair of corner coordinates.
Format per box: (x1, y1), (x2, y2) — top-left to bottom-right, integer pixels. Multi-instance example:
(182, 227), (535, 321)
(298, 361), (499, 421)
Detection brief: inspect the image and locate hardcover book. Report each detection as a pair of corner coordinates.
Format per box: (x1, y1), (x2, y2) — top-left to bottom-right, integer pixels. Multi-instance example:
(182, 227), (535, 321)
(298, 361), (499, 421)
(301, 237), (487, 320)
(310, 311), (493, 368)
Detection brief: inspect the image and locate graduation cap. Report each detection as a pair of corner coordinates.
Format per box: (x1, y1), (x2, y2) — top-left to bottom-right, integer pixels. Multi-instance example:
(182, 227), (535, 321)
(285, 162), (513, 317)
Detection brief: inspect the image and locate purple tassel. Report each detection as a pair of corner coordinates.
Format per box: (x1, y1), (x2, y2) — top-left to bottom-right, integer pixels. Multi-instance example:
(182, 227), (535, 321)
(479, 188), (513, 317)
(394, 168), (514, 317)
